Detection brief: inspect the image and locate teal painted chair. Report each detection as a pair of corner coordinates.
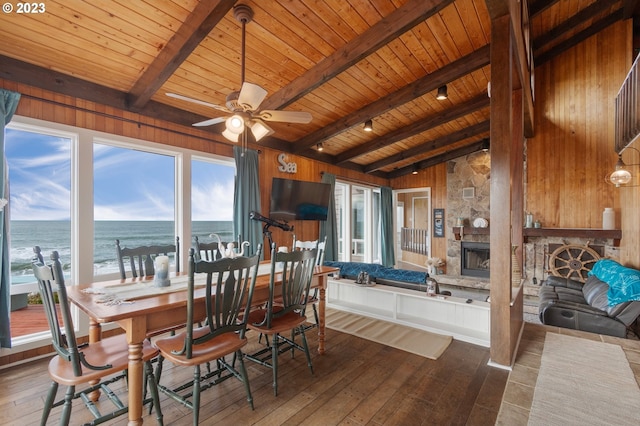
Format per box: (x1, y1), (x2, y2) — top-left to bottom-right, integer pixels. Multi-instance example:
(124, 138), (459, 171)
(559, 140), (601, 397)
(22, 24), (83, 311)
(153, 246), (262, 425)
(33, 251), (163, 425)
(245, 243), (318, 396)
(115, 237), (180, 279)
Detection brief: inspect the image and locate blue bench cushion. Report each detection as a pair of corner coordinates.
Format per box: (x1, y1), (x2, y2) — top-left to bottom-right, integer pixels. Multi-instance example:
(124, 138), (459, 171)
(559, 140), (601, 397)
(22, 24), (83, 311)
(324, 261), (427, 284)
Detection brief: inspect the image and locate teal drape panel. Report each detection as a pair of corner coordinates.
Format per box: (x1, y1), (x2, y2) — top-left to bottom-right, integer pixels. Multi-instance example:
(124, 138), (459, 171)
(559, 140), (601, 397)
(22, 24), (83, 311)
(233, 146), (262, 256)
(1, 89), (21, 348)
(319, 172), (338, 262)
(380, 186), (395, 267)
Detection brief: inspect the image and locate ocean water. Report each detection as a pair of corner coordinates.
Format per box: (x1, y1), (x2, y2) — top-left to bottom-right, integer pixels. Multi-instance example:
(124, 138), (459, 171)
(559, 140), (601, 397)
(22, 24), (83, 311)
(10, 220), (234, 283)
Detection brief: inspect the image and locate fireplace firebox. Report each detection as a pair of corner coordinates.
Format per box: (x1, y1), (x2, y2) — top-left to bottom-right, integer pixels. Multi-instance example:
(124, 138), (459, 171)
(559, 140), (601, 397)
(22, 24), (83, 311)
(461, 242), (490, 278)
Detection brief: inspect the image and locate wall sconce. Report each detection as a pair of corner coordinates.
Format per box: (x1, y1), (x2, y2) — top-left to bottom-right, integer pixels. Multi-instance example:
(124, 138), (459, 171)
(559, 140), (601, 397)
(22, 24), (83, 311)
(436, 85), (448, 100)
(317, 142), (324, 151)
(363, 119), (373, 132)
(606, 147), (640, 187)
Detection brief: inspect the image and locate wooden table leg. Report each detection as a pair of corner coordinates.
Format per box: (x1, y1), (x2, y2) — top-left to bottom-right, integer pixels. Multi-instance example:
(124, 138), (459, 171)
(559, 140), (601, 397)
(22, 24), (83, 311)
(88, 318), (102, 402)
(317, 278), (326, 355)
(127, 342), (144, 426)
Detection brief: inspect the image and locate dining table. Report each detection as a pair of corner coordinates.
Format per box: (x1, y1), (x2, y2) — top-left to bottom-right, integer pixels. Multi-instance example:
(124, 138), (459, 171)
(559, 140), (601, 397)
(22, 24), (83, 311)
(66, 264), (339, 426)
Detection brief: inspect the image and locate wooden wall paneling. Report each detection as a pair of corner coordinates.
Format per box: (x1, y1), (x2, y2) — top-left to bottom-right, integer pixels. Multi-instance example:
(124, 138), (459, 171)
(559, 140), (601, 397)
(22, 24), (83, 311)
(526, 22), (628, 230)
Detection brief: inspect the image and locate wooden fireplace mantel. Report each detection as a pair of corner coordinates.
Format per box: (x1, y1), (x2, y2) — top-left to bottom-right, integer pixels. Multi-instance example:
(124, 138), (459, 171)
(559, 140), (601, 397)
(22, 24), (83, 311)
(452, 226), (622, 247)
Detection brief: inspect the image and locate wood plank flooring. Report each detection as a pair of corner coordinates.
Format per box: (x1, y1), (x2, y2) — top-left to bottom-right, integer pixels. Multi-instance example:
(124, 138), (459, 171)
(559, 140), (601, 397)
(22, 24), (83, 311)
(1, 326), (509, 425)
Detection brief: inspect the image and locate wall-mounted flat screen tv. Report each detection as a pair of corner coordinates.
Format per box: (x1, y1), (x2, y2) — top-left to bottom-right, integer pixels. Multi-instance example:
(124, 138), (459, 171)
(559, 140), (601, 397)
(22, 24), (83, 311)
(270, 178), (331, 221)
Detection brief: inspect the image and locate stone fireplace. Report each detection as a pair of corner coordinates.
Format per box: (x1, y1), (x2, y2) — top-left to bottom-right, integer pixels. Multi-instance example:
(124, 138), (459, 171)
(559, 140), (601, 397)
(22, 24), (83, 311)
(445, 151), (491, 278)
(461, 242), (490, 278)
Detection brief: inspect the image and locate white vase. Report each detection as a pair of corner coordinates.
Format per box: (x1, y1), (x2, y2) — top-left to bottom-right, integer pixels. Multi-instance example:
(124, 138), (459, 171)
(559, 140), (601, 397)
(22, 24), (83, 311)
(602, 208), (615, 230)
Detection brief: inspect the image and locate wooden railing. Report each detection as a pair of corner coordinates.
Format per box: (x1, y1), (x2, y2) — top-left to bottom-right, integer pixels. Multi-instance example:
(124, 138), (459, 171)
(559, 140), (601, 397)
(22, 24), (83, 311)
(615, 53), (640, 152)
(400, 227), (429, 255)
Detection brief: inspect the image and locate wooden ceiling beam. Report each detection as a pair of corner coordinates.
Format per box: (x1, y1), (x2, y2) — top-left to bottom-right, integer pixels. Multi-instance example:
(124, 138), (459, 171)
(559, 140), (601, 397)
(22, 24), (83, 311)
(622, 0), (638, 19)
(529, 0), (560, 18)
(259, 0), (454, 111)
(387, 139), (487, 179)
(0, 54), (294, 153)
(337, 94), (489, 164)
(294, 45), (490, 154)
(535, 8), (624, 65)
(364, 120), (490, 173)
(533, 0), (619, 50)
(126, 0), (236, 110)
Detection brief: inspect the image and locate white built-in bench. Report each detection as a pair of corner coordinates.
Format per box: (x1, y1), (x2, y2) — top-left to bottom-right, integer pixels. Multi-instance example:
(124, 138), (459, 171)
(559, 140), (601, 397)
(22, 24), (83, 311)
(327, 278), (490, 347)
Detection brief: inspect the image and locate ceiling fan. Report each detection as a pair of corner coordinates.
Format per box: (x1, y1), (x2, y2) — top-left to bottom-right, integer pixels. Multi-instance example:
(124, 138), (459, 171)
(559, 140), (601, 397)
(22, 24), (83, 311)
(166, 4), (312, 142)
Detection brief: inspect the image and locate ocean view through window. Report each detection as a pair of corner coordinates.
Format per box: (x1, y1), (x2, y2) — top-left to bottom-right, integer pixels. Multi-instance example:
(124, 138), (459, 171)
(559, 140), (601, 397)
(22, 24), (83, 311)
(6, 118), (235, 345)
(11, 220), (233, 282)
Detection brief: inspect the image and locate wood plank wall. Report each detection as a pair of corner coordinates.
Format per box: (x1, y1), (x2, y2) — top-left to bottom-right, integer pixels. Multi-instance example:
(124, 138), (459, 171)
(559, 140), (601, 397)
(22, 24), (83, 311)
(526, 21), (629, 231)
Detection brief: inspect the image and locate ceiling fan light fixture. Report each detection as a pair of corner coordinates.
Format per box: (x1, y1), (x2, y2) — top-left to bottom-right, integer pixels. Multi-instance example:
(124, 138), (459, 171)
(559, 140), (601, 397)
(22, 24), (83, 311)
(222, 128), (240, 142)
(226, 114), (245, 134)
(363, 119), (373, 132)
(436, 85), (448, 100)
(250, 120), (274, 142)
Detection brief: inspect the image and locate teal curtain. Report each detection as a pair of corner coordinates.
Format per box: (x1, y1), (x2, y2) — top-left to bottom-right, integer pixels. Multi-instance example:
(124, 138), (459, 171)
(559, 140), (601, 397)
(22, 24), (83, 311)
(319, 172), (338, 262)
(1, 89), (21, 348)
(233, 146), (262, 255)
(380, 186), (395, 267)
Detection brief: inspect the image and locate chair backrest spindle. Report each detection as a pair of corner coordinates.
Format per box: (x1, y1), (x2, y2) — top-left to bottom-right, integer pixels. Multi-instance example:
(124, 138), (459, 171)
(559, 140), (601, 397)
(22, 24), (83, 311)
(116, 236), (180, 279)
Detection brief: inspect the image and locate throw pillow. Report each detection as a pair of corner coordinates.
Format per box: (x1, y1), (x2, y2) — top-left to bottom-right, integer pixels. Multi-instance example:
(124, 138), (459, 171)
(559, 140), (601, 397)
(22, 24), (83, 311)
(588, 259), (640, 305)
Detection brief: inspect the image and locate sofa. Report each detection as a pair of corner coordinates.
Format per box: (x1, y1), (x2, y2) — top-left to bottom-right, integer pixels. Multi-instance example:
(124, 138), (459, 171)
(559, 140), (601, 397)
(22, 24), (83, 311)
(323, 261), (449, 294)
(538, 259), (640, 338)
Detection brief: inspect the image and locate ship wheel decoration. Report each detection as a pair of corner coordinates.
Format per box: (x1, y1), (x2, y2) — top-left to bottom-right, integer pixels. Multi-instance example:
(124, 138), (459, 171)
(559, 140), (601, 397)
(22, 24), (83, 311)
(548, 244), (601, 282)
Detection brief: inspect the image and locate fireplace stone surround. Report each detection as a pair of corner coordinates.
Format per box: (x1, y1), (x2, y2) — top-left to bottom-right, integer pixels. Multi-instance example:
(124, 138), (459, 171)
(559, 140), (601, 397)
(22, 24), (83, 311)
(441, 151), (620, 300)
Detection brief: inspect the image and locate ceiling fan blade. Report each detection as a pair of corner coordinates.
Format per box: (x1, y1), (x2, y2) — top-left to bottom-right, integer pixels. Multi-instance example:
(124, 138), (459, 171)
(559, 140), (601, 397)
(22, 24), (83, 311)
(259, 110), (313, 123)
(237, 82), (268, 111)
(166, 93), (230, 113)
(193, 117), (226, 127)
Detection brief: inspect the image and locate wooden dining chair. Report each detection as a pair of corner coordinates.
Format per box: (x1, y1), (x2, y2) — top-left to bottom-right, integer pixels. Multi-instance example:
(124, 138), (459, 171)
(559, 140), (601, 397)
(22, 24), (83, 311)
(245, 243), (318, 396)
(292, 235), (327, 329)
(193, 235), (237, 261)
(115, 236), (180, 279)
(33, 251), (164, 426)
(153, 246), (262, 425)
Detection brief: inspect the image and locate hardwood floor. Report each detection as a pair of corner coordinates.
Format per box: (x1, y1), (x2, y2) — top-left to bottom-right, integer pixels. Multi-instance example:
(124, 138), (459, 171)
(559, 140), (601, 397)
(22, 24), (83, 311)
(1, 326), (509, 425)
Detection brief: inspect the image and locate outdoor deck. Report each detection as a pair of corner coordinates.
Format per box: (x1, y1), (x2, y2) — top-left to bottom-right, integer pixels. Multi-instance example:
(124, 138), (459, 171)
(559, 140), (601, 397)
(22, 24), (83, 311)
(10, 304), (56, 338)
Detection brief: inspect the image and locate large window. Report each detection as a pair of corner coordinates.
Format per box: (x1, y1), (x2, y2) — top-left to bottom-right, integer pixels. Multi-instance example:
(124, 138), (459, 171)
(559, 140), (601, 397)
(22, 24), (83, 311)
(3, 117), (235, 348)
(93, 143), (176, 276)
(5, 124), (73, 338)
(191, 157), (235, 245)
(334, 181), (381, 263)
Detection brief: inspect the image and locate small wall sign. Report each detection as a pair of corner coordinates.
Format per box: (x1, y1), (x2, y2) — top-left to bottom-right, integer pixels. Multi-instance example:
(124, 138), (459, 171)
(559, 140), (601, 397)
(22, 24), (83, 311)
(277, 153), (297, 173)
(433, 208), (444, 238)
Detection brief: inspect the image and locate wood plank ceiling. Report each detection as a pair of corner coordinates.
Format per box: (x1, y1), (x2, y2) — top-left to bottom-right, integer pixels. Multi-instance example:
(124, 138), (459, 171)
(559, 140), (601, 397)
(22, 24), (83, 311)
(0, 0), (634, 179)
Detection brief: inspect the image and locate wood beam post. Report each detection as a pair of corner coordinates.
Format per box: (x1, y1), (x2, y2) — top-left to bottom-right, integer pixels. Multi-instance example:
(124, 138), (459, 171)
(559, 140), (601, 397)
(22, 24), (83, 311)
(489, 13), (514, 367)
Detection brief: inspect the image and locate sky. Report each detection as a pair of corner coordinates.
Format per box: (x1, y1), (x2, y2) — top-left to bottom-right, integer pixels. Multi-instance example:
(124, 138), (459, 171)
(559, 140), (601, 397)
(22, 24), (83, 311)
(5, 127), (235, 221)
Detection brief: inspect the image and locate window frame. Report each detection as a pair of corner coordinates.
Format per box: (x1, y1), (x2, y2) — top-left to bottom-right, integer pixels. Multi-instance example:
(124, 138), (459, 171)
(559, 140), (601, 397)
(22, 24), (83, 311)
(2, 116), (234, 353)
(334, 180), (381, 263)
